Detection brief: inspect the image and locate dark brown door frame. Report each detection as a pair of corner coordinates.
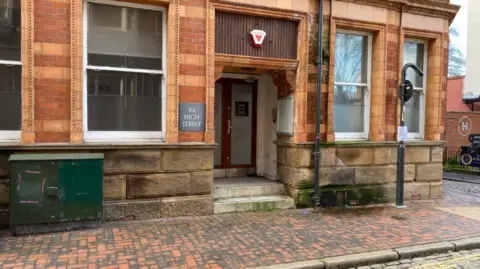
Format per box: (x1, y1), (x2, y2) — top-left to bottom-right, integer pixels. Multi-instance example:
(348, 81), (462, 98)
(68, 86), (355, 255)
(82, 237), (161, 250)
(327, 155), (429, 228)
(215, 78), (257, 169)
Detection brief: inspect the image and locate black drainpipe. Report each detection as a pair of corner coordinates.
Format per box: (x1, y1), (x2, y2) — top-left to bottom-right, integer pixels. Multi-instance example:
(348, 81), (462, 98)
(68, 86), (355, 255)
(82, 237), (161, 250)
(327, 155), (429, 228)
(312, 0), (325, 207)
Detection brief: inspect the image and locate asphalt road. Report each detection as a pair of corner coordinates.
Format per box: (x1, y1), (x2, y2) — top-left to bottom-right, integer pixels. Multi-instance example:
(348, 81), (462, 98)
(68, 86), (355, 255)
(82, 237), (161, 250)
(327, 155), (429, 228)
(415, 251), (480, 269)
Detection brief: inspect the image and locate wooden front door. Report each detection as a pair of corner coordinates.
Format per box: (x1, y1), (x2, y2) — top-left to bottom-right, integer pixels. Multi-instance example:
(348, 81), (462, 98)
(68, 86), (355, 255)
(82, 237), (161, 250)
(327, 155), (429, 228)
(214, 78), (257, 168)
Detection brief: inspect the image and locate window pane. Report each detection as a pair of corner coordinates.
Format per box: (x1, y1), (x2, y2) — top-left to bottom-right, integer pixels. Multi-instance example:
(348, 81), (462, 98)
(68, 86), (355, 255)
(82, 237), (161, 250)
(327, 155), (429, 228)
(334, 85), (366, 133)
(0, 0), (21, 61)
(90, 3), (123, 28)
(403, 42), (425, 88)
(335, 33), (368, 84)
(87, 70), (162, 131)
(404, 91), (421, 133)
(0, 65), (21, 130)
(87, 3), (163, 70)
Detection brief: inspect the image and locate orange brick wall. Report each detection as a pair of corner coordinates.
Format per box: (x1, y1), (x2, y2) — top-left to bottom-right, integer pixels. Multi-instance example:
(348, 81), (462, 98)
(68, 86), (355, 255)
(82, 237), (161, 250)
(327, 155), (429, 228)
(385, 25), (400, 141)
(178, 0), (207, 142)
(306, 13), (329, 142)
(33, 0), (71, 143)
(13, 0), (455, 144)
(306, 17), (449, 142)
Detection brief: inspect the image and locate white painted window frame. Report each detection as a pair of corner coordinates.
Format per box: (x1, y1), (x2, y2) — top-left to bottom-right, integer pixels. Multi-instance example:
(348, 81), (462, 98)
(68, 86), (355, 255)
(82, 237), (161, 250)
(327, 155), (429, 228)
(83, 0), (167, 142)
(333, 30), (372, 140)
(0, 59), (22, 141)
(404, 39), (427, 140)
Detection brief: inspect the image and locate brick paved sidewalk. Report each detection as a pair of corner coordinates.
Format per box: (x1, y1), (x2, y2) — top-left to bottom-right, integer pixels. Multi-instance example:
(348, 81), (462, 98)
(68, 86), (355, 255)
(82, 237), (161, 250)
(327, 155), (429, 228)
(1, 205), (480, 269)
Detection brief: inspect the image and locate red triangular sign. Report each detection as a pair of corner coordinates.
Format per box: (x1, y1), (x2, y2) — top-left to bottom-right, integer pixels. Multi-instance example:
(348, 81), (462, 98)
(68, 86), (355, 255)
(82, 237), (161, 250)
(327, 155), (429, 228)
(250, 30), (266, 47)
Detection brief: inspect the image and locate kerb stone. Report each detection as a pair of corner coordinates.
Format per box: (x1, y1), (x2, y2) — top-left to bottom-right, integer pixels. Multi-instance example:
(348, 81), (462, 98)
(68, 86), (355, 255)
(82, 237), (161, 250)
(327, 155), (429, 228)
(394, 242), (455, 259)
(322, 250), (399, 268)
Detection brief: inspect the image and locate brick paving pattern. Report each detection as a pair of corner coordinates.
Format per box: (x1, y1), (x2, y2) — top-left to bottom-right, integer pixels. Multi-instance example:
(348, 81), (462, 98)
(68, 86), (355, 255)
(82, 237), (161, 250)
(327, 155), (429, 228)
(2, 179), (480, 269)
(1, 206), (480, 269)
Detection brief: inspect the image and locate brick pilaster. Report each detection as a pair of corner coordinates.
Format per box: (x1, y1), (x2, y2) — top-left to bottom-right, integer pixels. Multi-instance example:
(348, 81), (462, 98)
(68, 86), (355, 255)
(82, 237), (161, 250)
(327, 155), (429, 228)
(33, 0), (71, 143)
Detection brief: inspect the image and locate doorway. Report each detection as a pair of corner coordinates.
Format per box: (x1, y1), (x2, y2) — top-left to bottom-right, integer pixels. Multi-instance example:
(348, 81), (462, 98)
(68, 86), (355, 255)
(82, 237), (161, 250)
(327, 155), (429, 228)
(214, 78), (257, 170)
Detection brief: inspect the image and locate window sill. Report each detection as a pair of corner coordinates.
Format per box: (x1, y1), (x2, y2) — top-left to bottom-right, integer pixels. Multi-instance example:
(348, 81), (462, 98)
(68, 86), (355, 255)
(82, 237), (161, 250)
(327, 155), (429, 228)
(406, 136), (424, 141)
(334, 132), (369, 141)
(275, 140), (446, 148)
(0, 131), (21, 141)
(0, 141), (218, 150)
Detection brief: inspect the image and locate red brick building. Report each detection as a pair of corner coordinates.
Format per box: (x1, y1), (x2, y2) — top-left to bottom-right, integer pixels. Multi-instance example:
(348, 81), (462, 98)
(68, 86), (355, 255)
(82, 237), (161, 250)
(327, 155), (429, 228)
(445, 76), (480, 153)
(447, 76), (468, 111)
(0, 0), (459, 226)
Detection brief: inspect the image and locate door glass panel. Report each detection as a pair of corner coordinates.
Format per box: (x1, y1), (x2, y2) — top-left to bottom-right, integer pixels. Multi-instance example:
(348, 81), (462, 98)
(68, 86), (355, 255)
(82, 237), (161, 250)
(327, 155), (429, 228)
(230, 83), (253, 166)
(214, 82), (222, 166)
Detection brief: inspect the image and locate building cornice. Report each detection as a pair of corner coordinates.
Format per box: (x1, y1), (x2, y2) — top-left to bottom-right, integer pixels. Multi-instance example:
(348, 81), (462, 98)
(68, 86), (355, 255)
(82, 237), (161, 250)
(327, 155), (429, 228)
(211, 0), (459, 23)
(339, 0), (460, 23)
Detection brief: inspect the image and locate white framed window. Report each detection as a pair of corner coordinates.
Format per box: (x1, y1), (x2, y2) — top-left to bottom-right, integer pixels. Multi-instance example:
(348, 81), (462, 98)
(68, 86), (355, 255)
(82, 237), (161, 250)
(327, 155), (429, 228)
(0, 0), (21, 141)
(83, 0), (166, 142)
(403, 39), (427, 140)
(333, 30), (372, 140)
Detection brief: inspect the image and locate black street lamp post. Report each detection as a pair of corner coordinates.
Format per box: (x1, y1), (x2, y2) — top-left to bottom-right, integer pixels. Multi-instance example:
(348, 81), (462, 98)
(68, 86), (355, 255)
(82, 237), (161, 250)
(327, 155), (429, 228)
(396, 63), (424, 207)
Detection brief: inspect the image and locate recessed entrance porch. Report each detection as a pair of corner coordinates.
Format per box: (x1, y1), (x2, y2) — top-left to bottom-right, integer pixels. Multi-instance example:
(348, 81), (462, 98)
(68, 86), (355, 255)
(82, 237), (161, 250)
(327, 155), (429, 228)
(212, 67), (297, 213)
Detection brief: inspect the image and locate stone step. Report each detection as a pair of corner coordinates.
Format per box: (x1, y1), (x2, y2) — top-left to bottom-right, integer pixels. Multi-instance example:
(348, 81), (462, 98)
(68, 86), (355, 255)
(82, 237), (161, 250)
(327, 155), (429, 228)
(214, 195), (295, 214)
(213, 178), (285, 199)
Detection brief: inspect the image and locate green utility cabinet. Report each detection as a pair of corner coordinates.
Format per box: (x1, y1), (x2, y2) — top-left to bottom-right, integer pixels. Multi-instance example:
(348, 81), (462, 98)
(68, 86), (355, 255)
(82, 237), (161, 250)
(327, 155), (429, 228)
(8, 153), (104, 235)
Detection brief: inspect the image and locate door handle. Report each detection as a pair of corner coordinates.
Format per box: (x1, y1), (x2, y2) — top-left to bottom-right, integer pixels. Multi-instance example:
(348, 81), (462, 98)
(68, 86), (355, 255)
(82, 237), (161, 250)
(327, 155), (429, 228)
(228, 120), (232, 134)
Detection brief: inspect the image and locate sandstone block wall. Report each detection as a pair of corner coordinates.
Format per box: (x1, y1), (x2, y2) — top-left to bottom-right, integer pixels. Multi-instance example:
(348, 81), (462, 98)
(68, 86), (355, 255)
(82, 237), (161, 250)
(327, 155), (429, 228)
(277, 141), (444, 206)
(0, 145), (215, 228)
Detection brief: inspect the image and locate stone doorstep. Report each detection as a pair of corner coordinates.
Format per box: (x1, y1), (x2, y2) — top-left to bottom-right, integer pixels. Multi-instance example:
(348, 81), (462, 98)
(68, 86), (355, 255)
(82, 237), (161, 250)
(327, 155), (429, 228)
(245, 237), (480, 269)
(214, 184), (286, 199)
(213, 178), (286, 199)
(213, 195), (295, 214)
